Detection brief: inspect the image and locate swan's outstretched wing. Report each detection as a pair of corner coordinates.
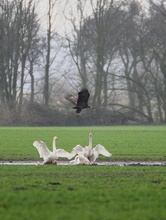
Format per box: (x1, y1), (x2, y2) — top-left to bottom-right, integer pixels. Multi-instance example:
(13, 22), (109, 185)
(93, 144), (112, 157)
(68, 145), (85, 159)
(55, 149), (71, 159)
(33, 141), (51, 160)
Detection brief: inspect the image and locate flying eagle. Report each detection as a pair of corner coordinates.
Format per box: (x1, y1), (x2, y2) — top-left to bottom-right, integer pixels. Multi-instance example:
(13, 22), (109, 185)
(65, 88), (91, 116)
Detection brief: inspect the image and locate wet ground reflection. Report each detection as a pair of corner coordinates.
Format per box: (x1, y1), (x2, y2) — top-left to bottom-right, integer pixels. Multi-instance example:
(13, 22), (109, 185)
(0, 160), (166, 166)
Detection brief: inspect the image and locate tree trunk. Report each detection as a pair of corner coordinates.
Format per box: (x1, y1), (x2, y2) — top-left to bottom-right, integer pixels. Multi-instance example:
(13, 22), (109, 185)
(44, 0), (52, 107)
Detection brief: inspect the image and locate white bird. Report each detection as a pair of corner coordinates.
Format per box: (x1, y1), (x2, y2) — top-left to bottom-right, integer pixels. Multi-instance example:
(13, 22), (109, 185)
(33, 136), (70, 164)
(69, 133), (112, 164)
(69, 154), (90, 165)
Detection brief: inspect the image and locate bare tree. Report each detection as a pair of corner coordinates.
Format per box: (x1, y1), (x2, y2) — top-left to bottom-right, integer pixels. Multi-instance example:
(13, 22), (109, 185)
(43, 0), (52, 107)
(66, 0), (124, 110)
(18, 0), (40, 115)
(148, 0), (166, 121)
(0, 0), (40, 120)
(65, 0), (91, 91)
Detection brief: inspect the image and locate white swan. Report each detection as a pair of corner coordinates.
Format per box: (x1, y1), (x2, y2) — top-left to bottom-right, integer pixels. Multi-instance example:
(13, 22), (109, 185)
(69, 133), (112, 164)
(69, 154), (90, 165)
(33, 136), (70, 164)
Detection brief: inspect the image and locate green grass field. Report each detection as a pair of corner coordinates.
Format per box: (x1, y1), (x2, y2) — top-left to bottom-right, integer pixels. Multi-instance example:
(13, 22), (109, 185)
(0, 126), (166, 220)
(0, 125), (166, 161)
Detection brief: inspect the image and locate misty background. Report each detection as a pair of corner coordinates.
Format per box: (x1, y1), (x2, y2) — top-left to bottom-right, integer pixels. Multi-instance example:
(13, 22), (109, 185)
(0, 0), (166, 126)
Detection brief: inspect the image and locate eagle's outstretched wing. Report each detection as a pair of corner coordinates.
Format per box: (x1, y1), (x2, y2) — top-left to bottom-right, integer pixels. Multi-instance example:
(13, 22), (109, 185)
(65, 94), (77, 105)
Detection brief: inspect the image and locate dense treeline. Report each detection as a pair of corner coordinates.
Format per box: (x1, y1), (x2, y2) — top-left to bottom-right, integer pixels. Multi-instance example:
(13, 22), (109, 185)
(0, 0), (166, 126)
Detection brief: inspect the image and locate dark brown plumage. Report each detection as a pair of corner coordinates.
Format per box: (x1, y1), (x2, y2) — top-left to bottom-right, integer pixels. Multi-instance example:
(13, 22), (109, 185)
(66, 88), (91, 116)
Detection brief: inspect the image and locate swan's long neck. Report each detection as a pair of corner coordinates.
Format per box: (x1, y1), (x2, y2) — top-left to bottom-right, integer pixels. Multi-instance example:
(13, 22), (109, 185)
(53, 137), (57, 152)
(89, 133), (92, 150)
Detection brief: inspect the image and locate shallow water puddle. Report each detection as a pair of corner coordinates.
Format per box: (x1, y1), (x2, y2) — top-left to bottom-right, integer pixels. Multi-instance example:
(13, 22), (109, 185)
(0, 161), (166, 166)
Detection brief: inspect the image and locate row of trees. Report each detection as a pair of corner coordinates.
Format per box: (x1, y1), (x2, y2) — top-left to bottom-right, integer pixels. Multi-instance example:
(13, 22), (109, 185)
(0, 0), (166, 125)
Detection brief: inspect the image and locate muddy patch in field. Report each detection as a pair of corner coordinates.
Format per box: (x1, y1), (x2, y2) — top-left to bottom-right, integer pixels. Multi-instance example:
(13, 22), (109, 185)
(0, 160), (166, 166)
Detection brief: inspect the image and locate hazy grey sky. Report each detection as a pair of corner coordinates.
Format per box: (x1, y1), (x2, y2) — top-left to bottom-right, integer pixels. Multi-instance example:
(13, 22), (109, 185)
(37, 0), (150, 36)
